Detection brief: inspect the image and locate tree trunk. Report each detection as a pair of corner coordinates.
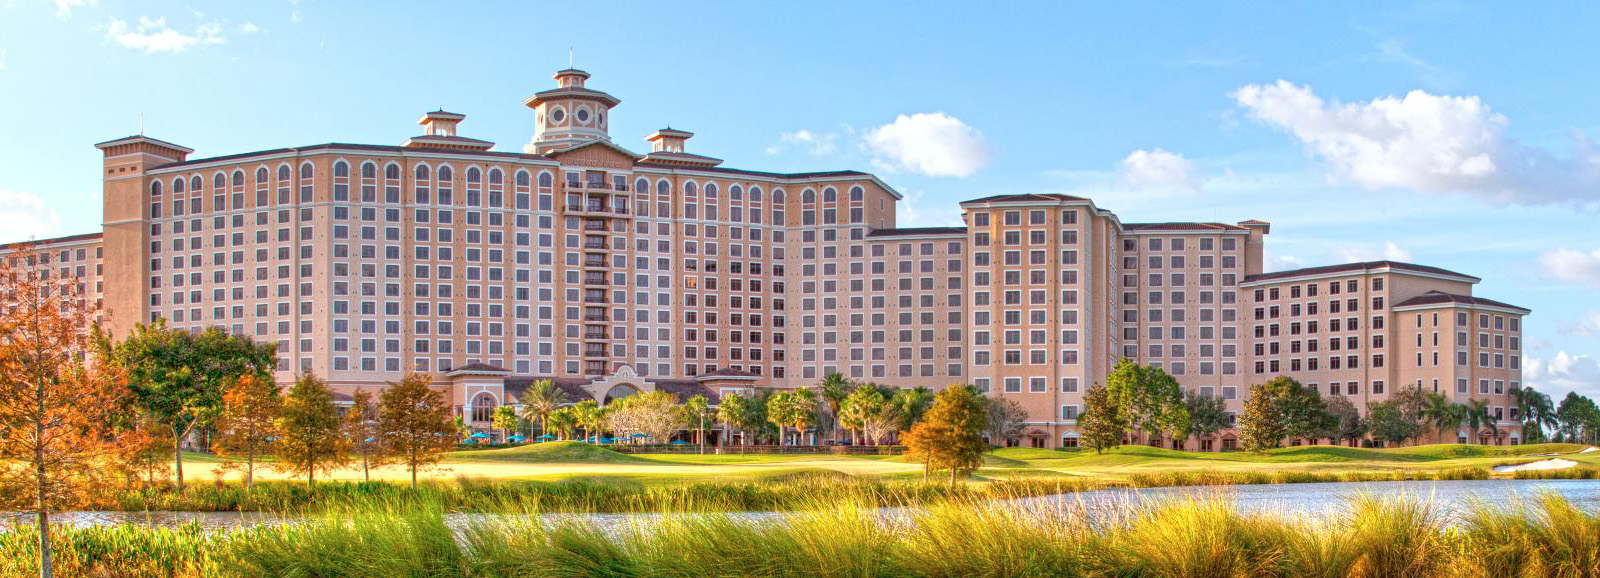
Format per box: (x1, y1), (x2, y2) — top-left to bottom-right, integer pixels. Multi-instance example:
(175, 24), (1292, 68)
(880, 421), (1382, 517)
(173, 427), (185, 491)
(246, 451), (254, 492)
(35, 509), (50, 578)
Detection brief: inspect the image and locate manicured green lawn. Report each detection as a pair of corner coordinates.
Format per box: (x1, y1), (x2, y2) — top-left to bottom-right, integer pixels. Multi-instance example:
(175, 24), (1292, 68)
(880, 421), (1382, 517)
(174, 441), (1599, 485)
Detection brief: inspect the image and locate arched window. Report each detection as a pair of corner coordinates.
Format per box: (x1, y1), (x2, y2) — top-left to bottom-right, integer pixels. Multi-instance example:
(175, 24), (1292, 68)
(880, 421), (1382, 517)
(438, 166), (453, 182)
(538, 172), (553, 187)
(802, 189), (815, 204)
(232, 170), (244, 187)
(277, 165), (290, 182)
(188, 175), (201, 193)
(489, 168), (503, 184)
(750, 187), (762, 202)
(730, 185), (742, 201)
(213, 173), (225, 189)
(635, 178), (648, 193)
(172, 177), (185, 194)
(333, 161), (349, 178)
(299, 162), (314, 179)
(850, 186), (864, 201)
(773, 189), (785, 204)
(516, 171), (530, 187)
(823, 187), (837, 203)
(466, 167), (481, 183)
(256, 168), (269, 184)
(361, 162), (376, 179)
(415, 164), (430, 180)
(704, 183), (718, 198)
(472, 395), (495, 423)
(685, 182), (697, 196)
(656, 180), (669, 195)
(385, 163), (400, 180)
(151, 180), (162, 196)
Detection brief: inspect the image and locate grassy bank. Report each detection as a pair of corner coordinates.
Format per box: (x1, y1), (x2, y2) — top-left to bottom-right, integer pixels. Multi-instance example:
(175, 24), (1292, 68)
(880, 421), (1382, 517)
(6, 492), (1600, 577)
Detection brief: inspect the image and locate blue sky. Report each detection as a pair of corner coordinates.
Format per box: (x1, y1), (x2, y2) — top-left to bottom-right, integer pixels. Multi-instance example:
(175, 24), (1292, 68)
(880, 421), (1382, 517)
(1, 1), (1597, 399)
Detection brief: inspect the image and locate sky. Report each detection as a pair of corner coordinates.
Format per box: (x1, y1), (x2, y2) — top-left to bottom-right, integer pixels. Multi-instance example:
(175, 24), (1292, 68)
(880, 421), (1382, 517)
(0, 1), (1597, 400)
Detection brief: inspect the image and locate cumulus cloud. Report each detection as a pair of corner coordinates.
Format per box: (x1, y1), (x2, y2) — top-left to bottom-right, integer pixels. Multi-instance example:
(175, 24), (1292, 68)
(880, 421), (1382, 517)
(1560, 311), (1600, 338)
(106, 16), (226, 54)
(863, 112), (990, 178)
(0, 189), (62, 242)
(1330, 241), (1412, 263)
(765, 129), (839, 156)
(238, 21), (261, 34)
(1234, 80), (1600, 206)
(1540, 247), (1600, 287)
(1526, 351), (1600, 398)
(1119, 148), (1201, 192)
(54, 0), (95, 18)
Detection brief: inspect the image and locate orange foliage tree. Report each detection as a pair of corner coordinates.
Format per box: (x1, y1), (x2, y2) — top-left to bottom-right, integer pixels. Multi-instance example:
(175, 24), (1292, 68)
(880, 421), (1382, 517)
(214, 373), (282, 490)
(0, 247), (126, 577)
(376, 372), (457, 489)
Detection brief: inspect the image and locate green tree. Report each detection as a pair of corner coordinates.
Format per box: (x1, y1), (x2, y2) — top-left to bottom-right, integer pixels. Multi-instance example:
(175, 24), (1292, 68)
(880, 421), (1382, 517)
(376, 372), (457, 489)
(1238, 379), (1289, 452)
(1555, 392), (1597, 443)
(903, 385), (989, 484)
(113, 320), (275, 491)
(491, 405), (521, 442)
(983, 397), (1029, 445)
(1419, 392), (1464, 444)
(716, 393), (753, 446)
(273, 372), (347, 488)
(1463, 398), (1494, 444)
(767, 387), (819, 446)
(1325, 395), (1366, 446)
(570, 399), (605, 441)
(839, 385), (889, 445)
(1105, 359), (1189, 446)
(1366, 400), (1420, 447)
(517, 379), (567, 439)
(1278, 383), (1335, 442)
(1181, 389), (1230, 443)
(1513, 386), (1556, 443)
(1389, 386), (1431, 445)
(545, 407), (577, 440)
(606, 391), (686, 444)
(887, 386), (935, 439)
(684, 394), (711, 452)
(818, 372), (852, 442)
(1078, 382), (1126, 454)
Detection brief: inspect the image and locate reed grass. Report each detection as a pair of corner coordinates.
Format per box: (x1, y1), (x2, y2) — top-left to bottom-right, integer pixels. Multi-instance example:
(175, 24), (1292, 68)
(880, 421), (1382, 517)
(6, 489), (1600, 578)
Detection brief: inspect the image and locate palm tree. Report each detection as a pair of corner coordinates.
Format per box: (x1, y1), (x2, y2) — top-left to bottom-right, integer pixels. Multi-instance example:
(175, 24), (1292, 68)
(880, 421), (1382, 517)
(517, 380), (567, 440)
(766, 391), (794, 446)
(887, 386), (935, 442)
(1513, 386), (1556, 442)
(684, 394), (710, 453)
(1419, 393), (1464, 444)
(570, 399), (603, 442)
(717, 393), (752, 447)
(1463, 399), (1493, 445)
(788, 387), (820, 445)
(818, 373), (852, 442)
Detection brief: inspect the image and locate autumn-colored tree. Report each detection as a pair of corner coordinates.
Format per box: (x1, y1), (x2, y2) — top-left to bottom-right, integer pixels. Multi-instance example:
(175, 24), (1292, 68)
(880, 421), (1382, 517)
(903, 385), (989, 484)
(344, 389), (386, 483)
(1079, 382), (1126, 454)
(113, 412), (175, 490)
(376, 372), (457, 489)
(0, 249), (127, 578)
(214, 373), (281, 491)
(273, 372), (348, 488)
(112, 320), (275, 491)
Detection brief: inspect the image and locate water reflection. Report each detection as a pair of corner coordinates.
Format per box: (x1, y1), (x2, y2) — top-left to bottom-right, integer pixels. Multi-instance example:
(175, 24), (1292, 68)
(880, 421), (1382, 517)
(4, 479), (1596, 532)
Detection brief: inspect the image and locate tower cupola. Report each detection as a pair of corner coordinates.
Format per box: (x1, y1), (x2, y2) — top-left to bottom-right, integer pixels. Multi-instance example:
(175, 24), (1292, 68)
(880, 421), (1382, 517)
(524, 68), (621, 154)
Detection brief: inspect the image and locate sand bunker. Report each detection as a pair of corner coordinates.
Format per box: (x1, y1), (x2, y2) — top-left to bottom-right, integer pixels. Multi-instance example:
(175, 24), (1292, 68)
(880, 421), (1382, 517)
(1493, 458), (1578, 473)
(1581, 447), (1598, 454)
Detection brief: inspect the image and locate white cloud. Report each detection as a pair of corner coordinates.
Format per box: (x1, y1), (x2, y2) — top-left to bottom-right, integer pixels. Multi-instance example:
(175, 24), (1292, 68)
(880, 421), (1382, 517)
(289, 0), (301, 24)
(54, 0), (94, 18)
(1559, 311), (1600, 337)
(1330, 241), (1412, 263)
(766, 129), (839, 156)
(1264, 253), (1305, 272)
(0, 189), (62, 242)
(238, 21), (261, 34)
(106, 16), (226, 54)
(1540, 247), (1600, 287)
(1526, 351), (1600, 399)
(1234, 80), (1600, 206)
(863, 112), (990, 178)
(1119, 148), (1200, 192)
(895, 189), (964, 228)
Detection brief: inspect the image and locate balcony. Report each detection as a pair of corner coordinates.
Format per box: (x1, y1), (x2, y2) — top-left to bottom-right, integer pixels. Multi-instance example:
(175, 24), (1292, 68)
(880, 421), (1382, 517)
(583, 275), (609, 285)
(583, 240), (608, 251)
(583, 331), (609, 340)
(583, 348), (609, 358)
(583, 296), (608, 304)
(583, 220), (608, 231)
(583, 314), (608, 322)
(582, 257), (607, 269)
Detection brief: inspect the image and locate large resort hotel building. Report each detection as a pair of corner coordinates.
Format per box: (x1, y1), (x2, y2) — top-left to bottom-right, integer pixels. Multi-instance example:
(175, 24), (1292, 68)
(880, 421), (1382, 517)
(27, 69), (1528, 448)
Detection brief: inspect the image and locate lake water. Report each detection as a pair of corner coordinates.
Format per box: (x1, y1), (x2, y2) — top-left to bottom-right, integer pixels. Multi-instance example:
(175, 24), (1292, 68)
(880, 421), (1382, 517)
(6, 479), (1597, 532)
